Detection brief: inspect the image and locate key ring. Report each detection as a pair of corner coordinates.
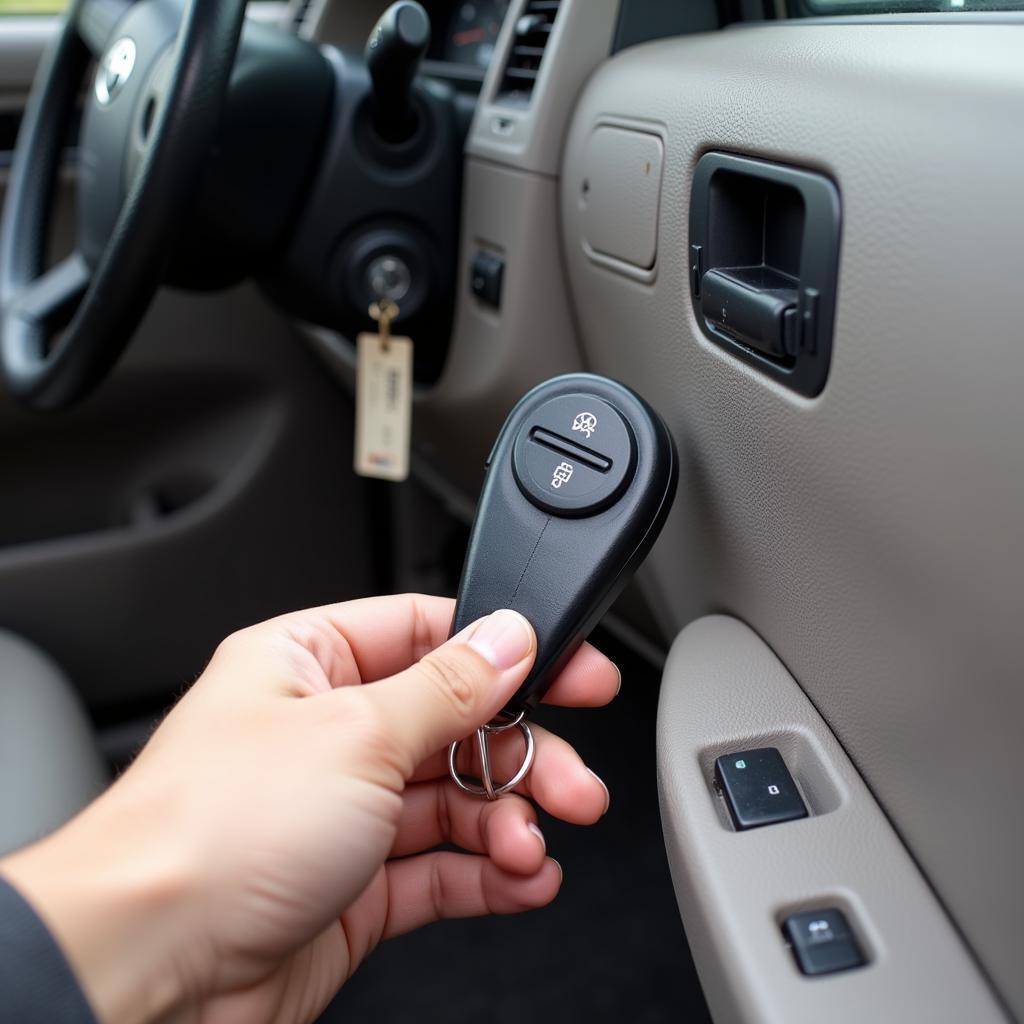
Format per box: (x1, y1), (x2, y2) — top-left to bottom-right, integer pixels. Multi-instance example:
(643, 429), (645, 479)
(448, 710), (535, 800)
(368, 298), (399, 352)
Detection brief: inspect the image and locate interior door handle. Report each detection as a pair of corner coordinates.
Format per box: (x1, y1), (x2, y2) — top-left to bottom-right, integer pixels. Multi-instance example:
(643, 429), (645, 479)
(700, 266), (799, 359)
(689, 152), (840, 396)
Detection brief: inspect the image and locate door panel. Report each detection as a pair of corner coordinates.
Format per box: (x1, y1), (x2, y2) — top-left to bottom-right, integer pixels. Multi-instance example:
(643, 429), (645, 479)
(560, 22), (1023, 1020)
(0, 282), (374, 712)
(658, 616), (1003, 1024)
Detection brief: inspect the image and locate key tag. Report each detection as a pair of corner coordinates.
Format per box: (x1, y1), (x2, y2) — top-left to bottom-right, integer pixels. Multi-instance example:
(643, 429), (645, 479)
(354, 299), (414, 481)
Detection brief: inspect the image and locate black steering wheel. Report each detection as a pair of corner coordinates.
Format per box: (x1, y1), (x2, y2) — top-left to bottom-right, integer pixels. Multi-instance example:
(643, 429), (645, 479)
(0, 0), (246, 410)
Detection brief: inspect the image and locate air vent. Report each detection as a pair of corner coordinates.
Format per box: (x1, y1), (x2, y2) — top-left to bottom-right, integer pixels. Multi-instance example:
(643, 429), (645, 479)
(497, 0), (561, 105)
(292, 0), (316, 34)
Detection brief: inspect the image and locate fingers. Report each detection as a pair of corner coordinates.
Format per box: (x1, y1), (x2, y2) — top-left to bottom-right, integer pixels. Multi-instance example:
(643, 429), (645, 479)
(541, 641), (620, 708)
(251, 594), (620, 716)
(414, 723), (609, 825)
(274, 594), (458, 689)
(392, 781), (547, 875)
(380, 852), (562, 941)
(508, 725), (609, 822)
(263, 595), (620, 706)
(346, 610), (537, 777)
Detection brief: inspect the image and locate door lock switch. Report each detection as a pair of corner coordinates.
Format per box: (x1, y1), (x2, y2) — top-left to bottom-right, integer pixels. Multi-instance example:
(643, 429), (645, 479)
(470, 251), (504, 308)
(783, 908), (866, 976)
(714, 747), (808, 830)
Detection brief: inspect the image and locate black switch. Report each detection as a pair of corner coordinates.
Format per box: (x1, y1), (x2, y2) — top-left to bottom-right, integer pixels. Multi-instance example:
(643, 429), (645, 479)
(470, 251), (504, 308)
(714, 747), (807, 830)
(783, 908), (866, 976)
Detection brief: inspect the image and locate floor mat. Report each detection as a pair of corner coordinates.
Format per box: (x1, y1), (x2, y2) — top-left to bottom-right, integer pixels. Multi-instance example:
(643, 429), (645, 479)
(316, 632), (712, 1023)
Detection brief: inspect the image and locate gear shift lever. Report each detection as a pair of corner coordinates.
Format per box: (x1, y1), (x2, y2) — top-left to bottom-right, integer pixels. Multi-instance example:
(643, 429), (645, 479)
(365, 1), (431, 144)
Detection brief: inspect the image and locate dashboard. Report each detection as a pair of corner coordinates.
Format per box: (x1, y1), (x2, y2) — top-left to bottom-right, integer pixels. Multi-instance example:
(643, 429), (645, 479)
(425, 0), (511, 70)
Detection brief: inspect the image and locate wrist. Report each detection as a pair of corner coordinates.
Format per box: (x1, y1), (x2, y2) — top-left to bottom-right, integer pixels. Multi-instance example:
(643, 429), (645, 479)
(1, 783), (195, 1024)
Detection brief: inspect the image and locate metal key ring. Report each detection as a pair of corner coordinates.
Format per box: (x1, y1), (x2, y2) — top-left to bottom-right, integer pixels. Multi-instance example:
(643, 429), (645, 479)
(481, 709), (527, 733)
(447, 714), (535, 800)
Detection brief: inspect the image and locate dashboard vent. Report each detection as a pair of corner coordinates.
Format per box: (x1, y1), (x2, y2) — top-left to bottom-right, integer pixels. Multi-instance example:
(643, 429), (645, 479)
(292, 0), (316, 34)
(497, 0), (561, 104)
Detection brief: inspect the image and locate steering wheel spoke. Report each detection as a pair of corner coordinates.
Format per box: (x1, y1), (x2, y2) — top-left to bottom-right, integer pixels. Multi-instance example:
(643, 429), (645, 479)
(75, 0), (132, 58)
(1, 0), (248, 409)
(11, 253), (91, 331)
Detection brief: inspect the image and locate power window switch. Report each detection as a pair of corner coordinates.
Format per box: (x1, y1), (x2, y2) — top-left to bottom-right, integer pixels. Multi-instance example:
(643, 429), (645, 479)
(714, 747), (807, 830)
(783, 908), (866, 976)
(470, 251), (504, 308)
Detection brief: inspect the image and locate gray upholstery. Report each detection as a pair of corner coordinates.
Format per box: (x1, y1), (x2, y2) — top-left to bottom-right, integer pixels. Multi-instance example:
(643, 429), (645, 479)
(0, 630), (107, 855)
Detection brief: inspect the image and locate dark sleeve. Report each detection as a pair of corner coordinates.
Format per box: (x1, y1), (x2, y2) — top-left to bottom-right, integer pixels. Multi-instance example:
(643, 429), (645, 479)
(0, 876), (97, 1023)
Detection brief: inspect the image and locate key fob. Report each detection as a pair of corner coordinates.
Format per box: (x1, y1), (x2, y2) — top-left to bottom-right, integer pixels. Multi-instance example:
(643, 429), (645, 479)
(452, 372), (678, 716)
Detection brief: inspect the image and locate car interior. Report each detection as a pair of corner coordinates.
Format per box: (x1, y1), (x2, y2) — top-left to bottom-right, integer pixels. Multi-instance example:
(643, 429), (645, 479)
(0, 0), (1021, 1020)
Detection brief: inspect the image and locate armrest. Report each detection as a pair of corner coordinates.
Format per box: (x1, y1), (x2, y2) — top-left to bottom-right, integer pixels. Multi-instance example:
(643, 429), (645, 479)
(657, 615), (1005, 1023)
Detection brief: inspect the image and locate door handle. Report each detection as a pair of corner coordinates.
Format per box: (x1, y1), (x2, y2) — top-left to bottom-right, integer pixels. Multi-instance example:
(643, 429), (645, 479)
(689, 153), (841, 396)
(700, 266), (799, 359)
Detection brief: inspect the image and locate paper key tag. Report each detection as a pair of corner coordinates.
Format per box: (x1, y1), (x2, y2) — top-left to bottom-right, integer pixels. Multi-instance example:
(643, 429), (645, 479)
(354, 330), (413, 482)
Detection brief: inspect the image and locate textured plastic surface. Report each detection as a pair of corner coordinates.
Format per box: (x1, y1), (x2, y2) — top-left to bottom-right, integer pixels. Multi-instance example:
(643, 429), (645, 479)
(270, 47), (463, 386)
(658, 616), (1005, 1023)
(467, 0), (619, 176)
(453, 373), (677, 715)
(167, 21), (334, 288)
(690, 152), (840, 396)
(562, 24), (1024, 1015)
(580, 125), (663, 271)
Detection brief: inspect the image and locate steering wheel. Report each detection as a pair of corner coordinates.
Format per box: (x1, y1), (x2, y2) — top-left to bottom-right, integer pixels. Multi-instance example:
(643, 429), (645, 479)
(0, 0), (247, 410)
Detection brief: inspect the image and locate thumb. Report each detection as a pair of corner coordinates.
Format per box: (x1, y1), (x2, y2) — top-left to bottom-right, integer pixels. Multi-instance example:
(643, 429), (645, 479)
(358, 609), (536, 775)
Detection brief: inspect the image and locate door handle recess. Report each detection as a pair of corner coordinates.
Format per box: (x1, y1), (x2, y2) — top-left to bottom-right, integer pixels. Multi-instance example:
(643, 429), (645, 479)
(689, 153), (840, 396)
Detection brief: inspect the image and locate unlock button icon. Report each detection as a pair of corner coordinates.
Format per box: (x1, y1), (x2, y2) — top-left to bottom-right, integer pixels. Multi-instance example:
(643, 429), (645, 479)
(551, 461), (574, 489)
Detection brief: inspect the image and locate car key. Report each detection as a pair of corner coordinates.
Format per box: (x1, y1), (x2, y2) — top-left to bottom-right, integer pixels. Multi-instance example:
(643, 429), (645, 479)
(447, 372), (678, 799)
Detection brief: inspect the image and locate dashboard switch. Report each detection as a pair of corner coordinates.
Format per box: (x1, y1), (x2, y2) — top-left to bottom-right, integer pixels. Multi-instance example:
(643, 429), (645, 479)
(470, 251), (504, 308)
(783, 908), (866, 976)
(714, 747), (807, 830)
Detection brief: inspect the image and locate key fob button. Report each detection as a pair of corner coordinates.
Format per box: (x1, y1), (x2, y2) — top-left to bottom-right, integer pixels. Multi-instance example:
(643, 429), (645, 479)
(516, 444), (612, 512)
(511, 394), (637, 517)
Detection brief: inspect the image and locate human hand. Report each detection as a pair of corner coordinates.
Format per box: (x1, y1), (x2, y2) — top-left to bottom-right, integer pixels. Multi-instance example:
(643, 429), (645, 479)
(1, 595), (619, 1024)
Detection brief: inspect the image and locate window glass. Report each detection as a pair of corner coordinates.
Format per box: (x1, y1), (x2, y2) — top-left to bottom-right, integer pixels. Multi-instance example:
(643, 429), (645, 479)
(0, 0), (66, 11)
(798, 0), (1024, 12)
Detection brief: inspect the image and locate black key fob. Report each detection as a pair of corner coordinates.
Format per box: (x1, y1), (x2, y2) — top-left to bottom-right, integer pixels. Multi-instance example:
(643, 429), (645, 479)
(452, 372), (678, 716)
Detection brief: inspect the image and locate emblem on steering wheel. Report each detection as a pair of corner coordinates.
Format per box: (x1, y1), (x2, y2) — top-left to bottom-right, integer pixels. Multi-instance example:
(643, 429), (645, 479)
(95, 38), (137, 106)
